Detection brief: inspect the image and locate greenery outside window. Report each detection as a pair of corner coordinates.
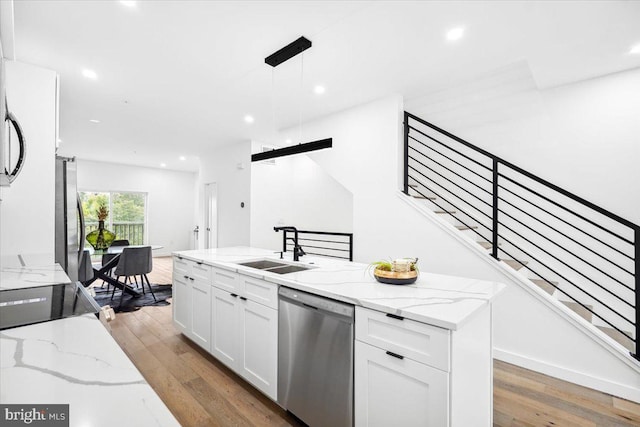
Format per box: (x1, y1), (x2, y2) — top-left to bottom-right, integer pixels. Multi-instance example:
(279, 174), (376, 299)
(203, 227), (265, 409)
(80, 191), (147, 245)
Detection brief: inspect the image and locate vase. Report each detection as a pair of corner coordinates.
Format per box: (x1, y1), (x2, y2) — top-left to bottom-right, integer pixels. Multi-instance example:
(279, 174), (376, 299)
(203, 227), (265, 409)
(86, 220), (116, 251)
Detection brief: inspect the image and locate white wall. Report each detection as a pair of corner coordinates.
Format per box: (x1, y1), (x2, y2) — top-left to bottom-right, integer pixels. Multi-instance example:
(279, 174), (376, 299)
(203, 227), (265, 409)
(250, 140), (353, 251)
(284, 93), (640, 402)
(0, 61), (57, 263)
(197, 141), (251, 248)
(77, 159), (196, 257)
(406, 64), (640, 225)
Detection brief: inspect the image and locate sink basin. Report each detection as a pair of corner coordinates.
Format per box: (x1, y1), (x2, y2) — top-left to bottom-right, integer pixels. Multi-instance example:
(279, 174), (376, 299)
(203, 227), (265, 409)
(237, 260), (289, 270)
(236, 259), (315, 274)
(266, 265), (313, 274)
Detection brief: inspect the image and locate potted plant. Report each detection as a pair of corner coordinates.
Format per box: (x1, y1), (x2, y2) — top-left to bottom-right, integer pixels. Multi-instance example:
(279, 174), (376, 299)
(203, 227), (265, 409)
(86, 203), (116, 251)
(370, 258), (419, 285)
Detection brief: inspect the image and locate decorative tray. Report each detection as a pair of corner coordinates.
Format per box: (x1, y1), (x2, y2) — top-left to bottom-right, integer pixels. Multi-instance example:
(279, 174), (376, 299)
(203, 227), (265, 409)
(373, 269), (418, 285)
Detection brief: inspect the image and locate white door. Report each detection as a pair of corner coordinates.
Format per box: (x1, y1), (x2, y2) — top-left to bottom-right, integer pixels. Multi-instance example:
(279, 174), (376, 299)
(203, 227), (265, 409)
(204, 182), (218, 249)
(238, 299), (278, 400)
(211, 288), (240, 370)
(354, 340), (449, 427)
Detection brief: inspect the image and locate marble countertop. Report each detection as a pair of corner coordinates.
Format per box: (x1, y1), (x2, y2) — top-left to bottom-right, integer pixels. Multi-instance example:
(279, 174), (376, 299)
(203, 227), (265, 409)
(0, 264), (72, 290)
(175, 246), (505, 330)
(0, 314), (179, 427)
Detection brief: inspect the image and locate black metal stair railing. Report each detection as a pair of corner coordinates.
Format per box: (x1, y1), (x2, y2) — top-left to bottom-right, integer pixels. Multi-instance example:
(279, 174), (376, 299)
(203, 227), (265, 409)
(403, 111), (639, 360)
(282, 229), (353, 261)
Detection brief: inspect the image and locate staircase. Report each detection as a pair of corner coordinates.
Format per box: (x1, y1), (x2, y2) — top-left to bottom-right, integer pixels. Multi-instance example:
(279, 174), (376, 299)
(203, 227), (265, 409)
(403, 111), (638, 358)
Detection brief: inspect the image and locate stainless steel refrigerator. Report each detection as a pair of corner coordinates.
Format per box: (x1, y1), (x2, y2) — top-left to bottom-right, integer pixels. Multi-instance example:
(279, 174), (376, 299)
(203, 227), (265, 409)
(55, 156), (85, 281)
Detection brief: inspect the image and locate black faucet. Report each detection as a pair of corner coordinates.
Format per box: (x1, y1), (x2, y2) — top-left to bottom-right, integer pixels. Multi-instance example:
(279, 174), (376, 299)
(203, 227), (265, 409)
(273, 226), (306, 261)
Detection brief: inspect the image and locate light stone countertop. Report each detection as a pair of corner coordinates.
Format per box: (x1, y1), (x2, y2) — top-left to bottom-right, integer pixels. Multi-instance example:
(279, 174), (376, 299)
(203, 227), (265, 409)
(0, 264), (72, 290)
(174, 246), (506, 330)
(0, 314), (179, 427)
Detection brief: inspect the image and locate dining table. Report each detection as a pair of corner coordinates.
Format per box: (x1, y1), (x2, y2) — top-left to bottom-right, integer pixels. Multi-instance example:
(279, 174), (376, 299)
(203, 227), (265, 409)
(82, 245), (163, 297)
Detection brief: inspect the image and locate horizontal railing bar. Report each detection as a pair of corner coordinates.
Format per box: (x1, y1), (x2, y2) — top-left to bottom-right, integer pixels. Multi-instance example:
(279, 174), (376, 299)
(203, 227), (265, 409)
(408, 135), (492, 185)
(408, 125), (492, 172)
(408, 179), (493, 241)
(408, 165), (493, 224)
(287, 243), (350, 253)
(407, 112), (638, 230)
(499, 173), (634, 245)
(498, 216), (635, 298)
(296, 230), (353, 237)
(298, 237), (350, 245)
(498, 244), (634, 334)
(302, 251), (351, 260)
(409, 155), (493, 210)
(409, 145), (492, 196)
(498, 192), (635, 271)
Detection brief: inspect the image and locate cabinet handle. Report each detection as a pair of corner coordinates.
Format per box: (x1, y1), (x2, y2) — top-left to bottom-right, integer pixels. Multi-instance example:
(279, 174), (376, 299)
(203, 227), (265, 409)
(230, 293), (238, 298)
(385, 351), (404, 360)
(239, 296), (247, 301)
(386, 313), (404, 321)
(183, 275), (188, 279)
(189, 277), (194, 281)
(178, 256), (183, 260)
(197, 261), (203, 265)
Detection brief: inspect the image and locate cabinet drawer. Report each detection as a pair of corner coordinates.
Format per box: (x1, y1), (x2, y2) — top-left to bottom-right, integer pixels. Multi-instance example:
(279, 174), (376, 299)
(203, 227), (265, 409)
(173, 256), (189, 277)
(213, 267), (240, 293)
(241, 276), (278, 309)
(191, 262), (212, 282)
(355, 306), (450, 371)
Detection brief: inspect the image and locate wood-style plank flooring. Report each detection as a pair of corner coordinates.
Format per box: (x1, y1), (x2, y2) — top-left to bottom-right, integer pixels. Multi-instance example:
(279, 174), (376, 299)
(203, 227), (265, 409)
(106, 256), (640, 427)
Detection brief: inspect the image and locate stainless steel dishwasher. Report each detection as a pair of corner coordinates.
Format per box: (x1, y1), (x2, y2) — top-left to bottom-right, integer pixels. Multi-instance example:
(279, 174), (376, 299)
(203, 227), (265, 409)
(278, 286), (354, 427)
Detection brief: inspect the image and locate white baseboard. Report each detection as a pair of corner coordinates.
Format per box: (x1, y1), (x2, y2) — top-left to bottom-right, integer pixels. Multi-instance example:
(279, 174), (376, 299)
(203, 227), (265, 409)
(494, 348), (640, 403)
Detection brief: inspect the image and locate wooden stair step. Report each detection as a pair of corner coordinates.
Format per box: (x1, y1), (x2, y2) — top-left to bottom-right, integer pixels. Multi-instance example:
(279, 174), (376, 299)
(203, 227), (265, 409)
(455, 225), (478, 231)
(562, 301), (593, 322)
(597, 326), (634, 353)
(501, 259), (527, 271)
(408, 184), (418, 188)
(434, 210), (456, 214)
(478, 241), (492, 250)
(530, 279), (557, 295)
(412, 195), (436, 200)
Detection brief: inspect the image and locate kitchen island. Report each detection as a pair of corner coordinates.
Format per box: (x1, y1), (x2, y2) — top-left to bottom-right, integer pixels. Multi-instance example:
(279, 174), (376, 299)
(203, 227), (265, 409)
(173, 246), (506, 427)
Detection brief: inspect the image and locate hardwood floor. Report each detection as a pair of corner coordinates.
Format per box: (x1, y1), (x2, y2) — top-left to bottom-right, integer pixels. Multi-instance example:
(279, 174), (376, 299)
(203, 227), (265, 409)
(107, 256), (640, 427)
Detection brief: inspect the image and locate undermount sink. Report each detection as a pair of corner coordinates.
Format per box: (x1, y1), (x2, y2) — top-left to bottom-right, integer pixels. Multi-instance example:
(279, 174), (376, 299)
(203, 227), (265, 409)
(236, 259), (315, 274)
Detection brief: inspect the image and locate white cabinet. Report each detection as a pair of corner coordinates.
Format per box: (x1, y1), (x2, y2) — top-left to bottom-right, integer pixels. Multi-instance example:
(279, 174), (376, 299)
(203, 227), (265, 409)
(354, 340), (448, 427)
(172, 256), (212, 351)
(354, 306), (492, 427)
(210, 269), (278, 400)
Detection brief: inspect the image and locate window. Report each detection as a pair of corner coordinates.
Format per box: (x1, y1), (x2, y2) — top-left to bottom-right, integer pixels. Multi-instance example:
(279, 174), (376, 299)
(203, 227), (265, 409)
(80, 191), (147, 245)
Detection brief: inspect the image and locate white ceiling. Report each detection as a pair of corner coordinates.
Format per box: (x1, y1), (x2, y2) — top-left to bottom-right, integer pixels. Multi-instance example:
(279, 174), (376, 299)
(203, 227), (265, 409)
(11, 0), (640, 172)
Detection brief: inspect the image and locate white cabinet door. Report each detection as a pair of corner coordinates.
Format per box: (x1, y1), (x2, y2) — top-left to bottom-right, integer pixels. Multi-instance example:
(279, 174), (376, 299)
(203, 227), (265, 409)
(354, 340), (449, 427)
(191, 279), (211, 351)
(211, 288), (240, 370)
(173, 275), (191, 334)
(238, 298), (278, 400)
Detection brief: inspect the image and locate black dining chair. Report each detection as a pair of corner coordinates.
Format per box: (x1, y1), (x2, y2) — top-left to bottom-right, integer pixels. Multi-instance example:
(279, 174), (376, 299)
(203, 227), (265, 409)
(111, 246), (156, 305)
(78, 249), (94, 284)
(101, 239), (130, 291)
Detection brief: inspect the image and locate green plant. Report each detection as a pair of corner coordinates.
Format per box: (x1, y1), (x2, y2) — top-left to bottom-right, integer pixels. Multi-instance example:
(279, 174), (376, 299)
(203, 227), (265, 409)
(368, 258), (419, 275)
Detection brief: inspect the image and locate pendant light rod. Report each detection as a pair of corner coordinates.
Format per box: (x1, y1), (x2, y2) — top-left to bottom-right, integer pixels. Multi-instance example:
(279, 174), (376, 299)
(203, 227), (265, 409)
(265, 36), (312, 67)
(251, 138), (332, 162)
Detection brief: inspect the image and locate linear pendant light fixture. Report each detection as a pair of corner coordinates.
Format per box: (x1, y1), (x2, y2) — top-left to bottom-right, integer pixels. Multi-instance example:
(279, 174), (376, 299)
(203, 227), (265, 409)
(252, 36), (332, 162)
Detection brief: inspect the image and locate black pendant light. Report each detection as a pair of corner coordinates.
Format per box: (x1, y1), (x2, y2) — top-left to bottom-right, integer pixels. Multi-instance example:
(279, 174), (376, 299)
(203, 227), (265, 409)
(251, 36), (332, 162)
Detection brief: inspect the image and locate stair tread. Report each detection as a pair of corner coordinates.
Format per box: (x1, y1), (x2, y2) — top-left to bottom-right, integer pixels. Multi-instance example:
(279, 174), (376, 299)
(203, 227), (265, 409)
(413, 195), (436, 200)
(596, 326), (634, 352)
(562, 301), (593, 322)
(478, 241), (492, 250)
(530, 279), (557, 295)
(501, 259), (527, 271)
(455, 225), (478, 230)
(434, 210), (456, 214)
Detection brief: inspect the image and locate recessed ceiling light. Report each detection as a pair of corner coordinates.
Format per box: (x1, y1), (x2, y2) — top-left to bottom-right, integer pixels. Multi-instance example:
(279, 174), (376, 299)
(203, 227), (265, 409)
(89, 119), (100, 123)
(630, 43), (640, 55)
(446, 27), (465, 41)
(179, 156), (186, 161)
(120, 1), (137, 7)
(160, 163), (167, 167)
(244, 115), (255, 124)
(314, 85), (326, 95)
(82, 69), (98, 80)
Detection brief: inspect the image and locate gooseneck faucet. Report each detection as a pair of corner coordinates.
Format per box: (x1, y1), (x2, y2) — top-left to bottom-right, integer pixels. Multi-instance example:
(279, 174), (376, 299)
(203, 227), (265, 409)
(273, 226), (306, 261)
